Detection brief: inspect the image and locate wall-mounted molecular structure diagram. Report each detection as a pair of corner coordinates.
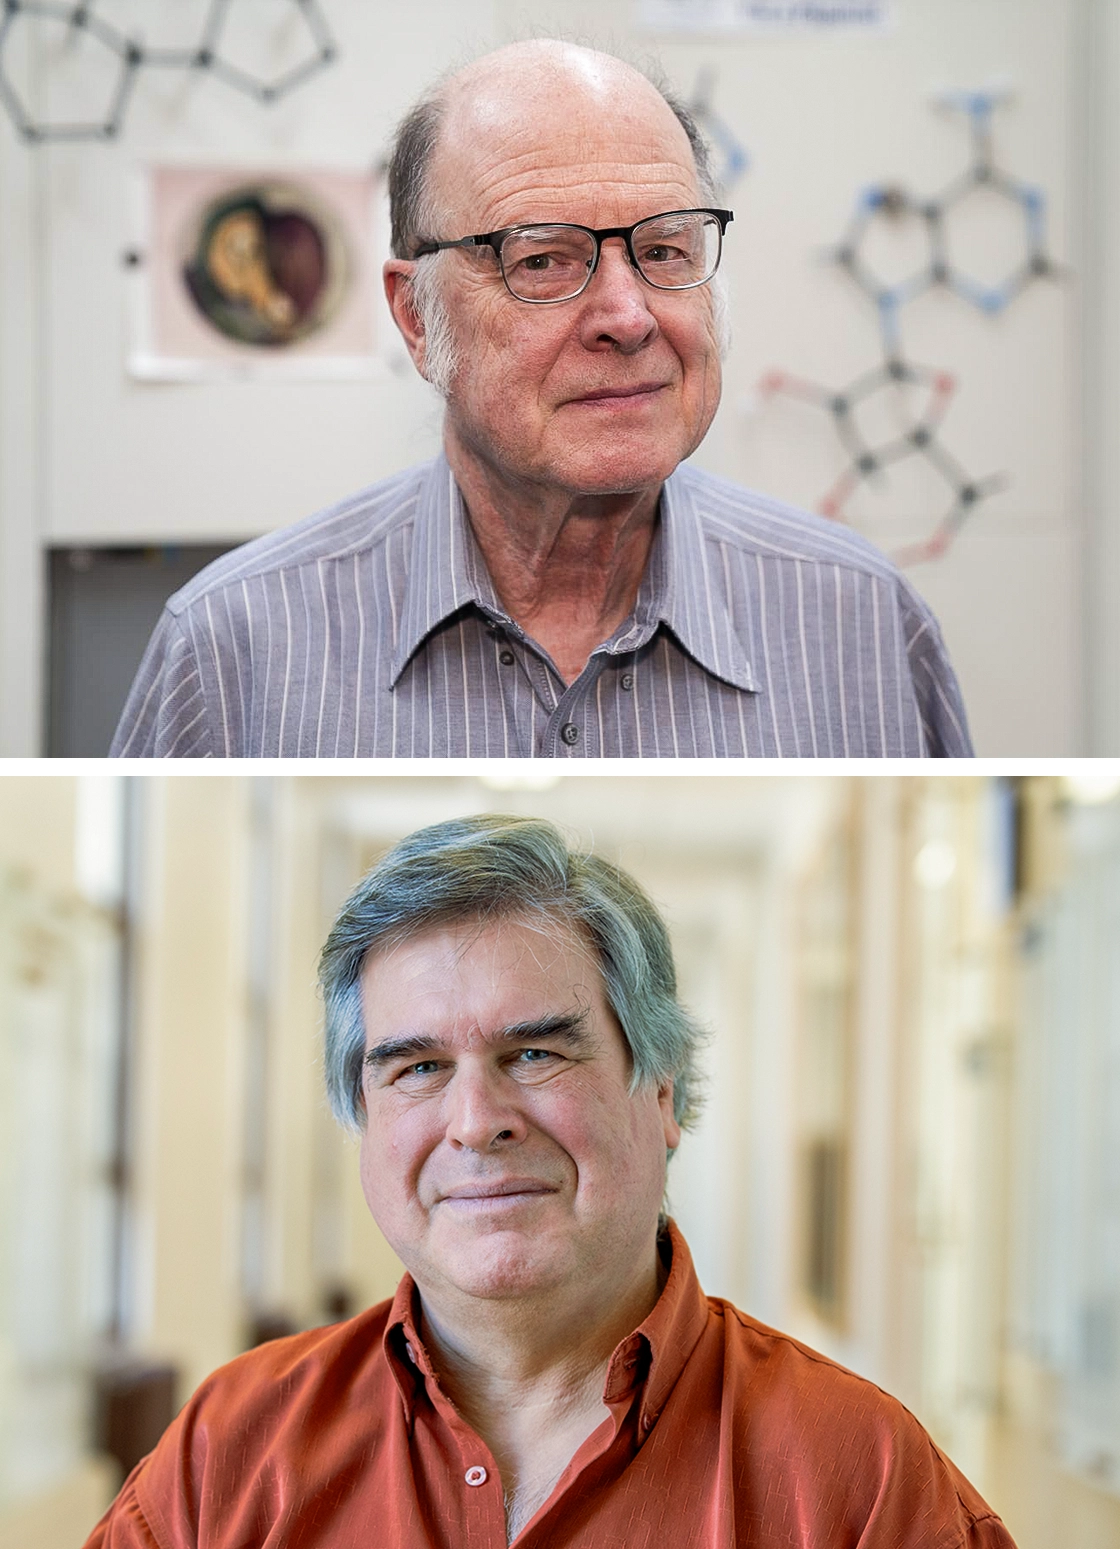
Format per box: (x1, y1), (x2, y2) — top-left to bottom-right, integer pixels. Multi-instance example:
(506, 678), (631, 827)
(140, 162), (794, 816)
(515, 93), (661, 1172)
(833, 89), (1060, 353)
(0, 0), (337, 144)
(758, 360), (1008, 565)
(759, 90), (1059, 564)
(688, 66), (750, 193)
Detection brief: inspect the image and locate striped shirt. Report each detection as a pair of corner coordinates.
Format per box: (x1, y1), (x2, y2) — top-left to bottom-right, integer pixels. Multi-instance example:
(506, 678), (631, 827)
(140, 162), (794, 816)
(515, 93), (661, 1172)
(109, 456), (973, 758)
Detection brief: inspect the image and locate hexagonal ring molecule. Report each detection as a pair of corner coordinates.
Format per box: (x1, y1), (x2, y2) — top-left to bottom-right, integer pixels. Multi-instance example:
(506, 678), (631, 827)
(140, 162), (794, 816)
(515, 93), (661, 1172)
(831, 88), (1061, 349)
(0, 0), (337, 144)
(927, 90), (1058, 315)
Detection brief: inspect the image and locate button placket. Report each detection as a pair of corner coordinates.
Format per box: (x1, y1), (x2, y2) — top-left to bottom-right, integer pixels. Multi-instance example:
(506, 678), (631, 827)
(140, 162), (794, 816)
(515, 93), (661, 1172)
(546, 648), (619, 756)
(517, 649), (562, 714)
(486, 625), (563, 757)
(486, 625), (519, 674)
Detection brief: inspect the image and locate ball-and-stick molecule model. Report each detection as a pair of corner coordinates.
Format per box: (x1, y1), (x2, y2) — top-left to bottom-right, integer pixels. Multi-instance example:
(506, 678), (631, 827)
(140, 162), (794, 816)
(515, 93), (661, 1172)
(832, 89), (1060, 354)
(0, 0), (337, 144)
(759, 90), (1057, 564)
(688, 65), (750, 193)
(757, 358), (1008, 565)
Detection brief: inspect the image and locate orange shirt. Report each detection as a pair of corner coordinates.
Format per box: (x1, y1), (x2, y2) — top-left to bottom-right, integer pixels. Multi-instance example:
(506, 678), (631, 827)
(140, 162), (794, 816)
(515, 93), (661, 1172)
(85, 1224), (1016, 1548)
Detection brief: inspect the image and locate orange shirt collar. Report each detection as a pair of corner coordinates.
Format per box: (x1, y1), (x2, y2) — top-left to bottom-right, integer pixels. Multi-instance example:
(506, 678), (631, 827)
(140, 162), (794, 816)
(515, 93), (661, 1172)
(382, 1218), (710, 1430)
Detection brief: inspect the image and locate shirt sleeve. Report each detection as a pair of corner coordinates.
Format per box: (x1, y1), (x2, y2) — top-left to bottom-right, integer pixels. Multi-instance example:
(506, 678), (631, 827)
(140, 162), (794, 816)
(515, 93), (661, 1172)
(854, 1417), (1018, 1548)
(963, 1514), (1019, 1548)
(82, 1466), (165, 1549)
(897, 580), (974, 757)
(109, 610), (215, 758)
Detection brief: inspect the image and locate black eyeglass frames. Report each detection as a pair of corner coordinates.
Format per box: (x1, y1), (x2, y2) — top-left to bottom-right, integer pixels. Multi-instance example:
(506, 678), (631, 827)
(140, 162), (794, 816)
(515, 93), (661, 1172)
(411, 208), (733, 304)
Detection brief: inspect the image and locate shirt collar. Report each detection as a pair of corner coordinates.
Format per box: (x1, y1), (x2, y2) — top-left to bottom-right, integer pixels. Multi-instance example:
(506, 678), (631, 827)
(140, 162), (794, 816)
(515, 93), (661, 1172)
(602, 1219), (711, 1430)
(382, 1274), (438, 1411)
(647, 467), (757, 692)
(390, 457), (513, 686)
(382, 1219), (711, 1432)
(391, 455), (757, 693)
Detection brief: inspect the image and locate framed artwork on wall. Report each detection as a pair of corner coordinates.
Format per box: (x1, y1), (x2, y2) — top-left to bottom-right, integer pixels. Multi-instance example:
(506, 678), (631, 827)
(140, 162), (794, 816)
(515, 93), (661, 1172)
(128, 164), (379, 381)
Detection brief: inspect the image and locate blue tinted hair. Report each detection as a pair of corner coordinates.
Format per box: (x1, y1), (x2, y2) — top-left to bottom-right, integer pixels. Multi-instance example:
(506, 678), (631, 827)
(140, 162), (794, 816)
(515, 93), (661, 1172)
(319, 814), (705, 1133)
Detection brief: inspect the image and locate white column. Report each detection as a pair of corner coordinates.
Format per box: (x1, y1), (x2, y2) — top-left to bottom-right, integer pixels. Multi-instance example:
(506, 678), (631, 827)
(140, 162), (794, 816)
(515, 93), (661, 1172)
(0, 52), (46, 757)
(1078, 0), (1120, 752)
(129, 777), (252, 1394)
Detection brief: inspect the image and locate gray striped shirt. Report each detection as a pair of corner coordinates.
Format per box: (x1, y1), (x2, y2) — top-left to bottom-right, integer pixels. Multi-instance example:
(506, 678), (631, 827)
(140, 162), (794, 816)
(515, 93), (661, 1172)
(110, 456), (972, 758)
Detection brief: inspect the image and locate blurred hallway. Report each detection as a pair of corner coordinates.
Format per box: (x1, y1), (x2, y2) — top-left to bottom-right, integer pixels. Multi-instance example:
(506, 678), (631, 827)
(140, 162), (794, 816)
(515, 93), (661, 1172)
(1, 774), (1119, 1547)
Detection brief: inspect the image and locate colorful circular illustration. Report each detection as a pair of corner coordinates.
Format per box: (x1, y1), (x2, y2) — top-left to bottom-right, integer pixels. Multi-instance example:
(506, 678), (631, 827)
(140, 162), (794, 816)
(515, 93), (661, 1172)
(181, 181), (349, 347)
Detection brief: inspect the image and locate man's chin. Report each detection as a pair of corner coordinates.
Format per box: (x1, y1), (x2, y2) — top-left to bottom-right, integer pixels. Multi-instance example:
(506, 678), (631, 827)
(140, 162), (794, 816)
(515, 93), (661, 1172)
(548, 450), (684, 502)
(436, 1232), (570, 1301)
(552, 417), (714, 496)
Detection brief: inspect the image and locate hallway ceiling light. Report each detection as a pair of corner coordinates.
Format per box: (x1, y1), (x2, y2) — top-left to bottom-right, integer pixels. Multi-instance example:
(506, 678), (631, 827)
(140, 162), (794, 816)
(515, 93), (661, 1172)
(1063, 774), (1120, 806)
(914, 838), (957, 889)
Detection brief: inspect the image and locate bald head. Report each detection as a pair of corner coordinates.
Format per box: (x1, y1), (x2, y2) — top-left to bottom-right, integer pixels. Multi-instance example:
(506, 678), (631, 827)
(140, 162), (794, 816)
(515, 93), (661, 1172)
(387, 40), (714, 259)
(447, 38), (660, 109)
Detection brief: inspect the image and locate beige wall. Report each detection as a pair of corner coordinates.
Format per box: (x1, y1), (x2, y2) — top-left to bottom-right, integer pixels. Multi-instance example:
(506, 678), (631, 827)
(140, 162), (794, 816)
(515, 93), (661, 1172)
(0, 779), (77, 895)
(0, 779), (110, 1542)
(129, 778), (251, 1387)
(990, 1352), (1120, 1549)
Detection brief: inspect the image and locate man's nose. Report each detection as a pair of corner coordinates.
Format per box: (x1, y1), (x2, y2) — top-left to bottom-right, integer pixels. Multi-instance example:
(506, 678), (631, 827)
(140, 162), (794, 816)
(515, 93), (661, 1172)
(443, 1067), (527, 1152)
(578, 239), (660, 353)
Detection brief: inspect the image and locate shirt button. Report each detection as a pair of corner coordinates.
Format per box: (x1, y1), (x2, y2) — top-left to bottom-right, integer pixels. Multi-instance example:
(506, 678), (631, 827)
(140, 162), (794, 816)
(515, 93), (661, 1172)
(620, 672), (634, 691)
(464, 1465), (488, 1486)
(498, 649), (515, 666)
(560, 722), (580, 746)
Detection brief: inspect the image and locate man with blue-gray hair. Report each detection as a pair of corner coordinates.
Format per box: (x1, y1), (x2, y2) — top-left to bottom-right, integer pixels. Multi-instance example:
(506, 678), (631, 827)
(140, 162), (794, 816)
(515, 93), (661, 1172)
(319, 811), (705, 1139)
(86, 815), (1014, 1548)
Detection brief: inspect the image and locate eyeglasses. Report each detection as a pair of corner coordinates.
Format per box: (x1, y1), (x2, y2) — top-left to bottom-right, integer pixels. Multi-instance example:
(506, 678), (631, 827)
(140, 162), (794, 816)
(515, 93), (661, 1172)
(412, 208), (733, 304)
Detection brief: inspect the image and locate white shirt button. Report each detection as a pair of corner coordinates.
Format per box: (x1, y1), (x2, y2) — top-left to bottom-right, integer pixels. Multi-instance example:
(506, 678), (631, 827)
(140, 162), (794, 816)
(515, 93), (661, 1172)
(465, 1465), (488, 1487)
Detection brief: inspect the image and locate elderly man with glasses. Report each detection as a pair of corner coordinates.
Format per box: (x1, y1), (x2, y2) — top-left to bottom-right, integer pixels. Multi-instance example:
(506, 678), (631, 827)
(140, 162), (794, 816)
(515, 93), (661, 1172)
(111, 39), (972, 758)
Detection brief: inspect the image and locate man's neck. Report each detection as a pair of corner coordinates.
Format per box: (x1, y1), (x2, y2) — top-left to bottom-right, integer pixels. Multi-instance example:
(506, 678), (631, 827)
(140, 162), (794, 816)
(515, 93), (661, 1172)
(445, 431), (661, 685)
(414, 1251), (664, 1541)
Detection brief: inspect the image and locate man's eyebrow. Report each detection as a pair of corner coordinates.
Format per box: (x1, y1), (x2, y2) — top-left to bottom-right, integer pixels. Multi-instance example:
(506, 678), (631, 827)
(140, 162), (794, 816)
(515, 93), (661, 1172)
(362, 1010), (591, 1070)
(497, 1010), (591, 1048)
(363, 1033), (441, 1069)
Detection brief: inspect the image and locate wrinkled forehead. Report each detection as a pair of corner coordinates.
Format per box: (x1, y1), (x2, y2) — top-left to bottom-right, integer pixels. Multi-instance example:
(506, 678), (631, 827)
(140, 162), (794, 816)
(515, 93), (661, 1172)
(361, 909), (602, 995)
(428, 55), (702, 232)
(357, 910), (629, 1053)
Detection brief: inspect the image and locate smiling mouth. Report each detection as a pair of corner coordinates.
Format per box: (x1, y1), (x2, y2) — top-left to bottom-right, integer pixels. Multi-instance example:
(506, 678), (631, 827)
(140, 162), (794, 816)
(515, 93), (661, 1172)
(440, 1180), (558, 1207)
(568, 383), (667, 406)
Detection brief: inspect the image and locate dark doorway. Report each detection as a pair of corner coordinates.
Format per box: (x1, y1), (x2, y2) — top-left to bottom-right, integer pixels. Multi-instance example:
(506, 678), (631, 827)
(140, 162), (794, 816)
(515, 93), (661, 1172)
(47, 544), (238, 757)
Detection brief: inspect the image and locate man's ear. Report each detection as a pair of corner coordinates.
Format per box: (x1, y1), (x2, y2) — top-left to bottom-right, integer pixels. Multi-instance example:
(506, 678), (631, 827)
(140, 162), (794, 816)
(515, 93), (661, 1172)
(383, 261), (429, 376)
(658, 1078), (682, 1153)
